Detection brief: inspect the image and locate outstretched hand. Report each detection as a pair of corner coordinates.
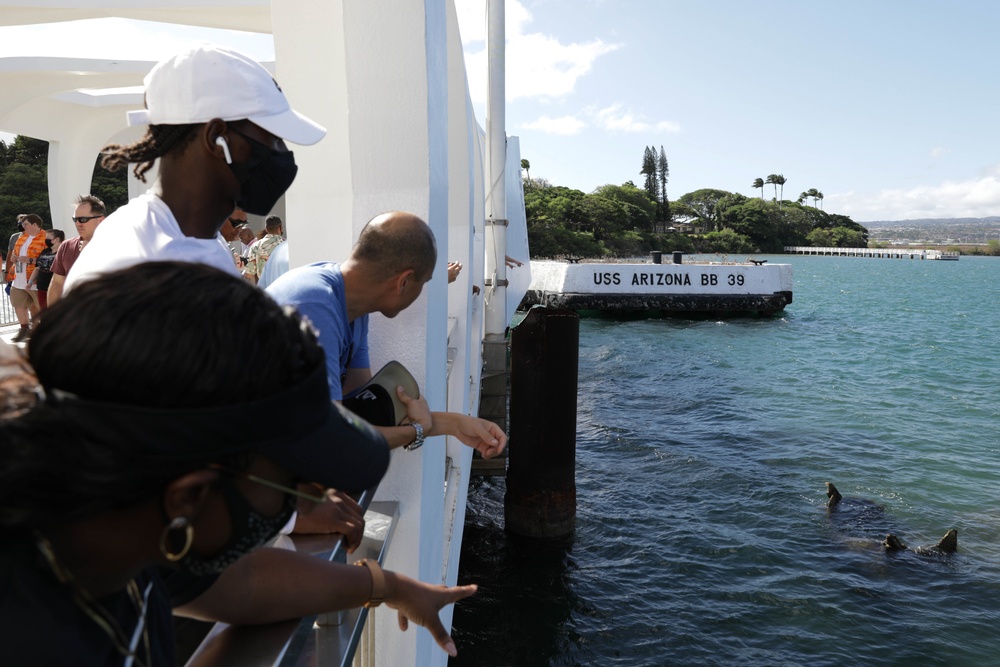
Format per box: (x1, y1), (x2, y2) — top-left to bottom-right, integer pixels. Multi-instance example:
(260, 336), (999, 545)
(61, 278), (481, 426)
(504, 255), (523, 269)
(447, 261), (462, 283)
(396, 389), (507, 457)
(439, 413), (507, 458)
(385, 572), (477, 657)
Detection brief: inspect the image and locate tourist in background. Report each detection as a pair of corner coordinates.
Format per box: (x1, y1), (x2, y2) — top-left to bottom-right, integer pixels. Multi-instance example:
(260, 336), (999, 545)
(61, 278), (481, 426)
(7, 214), (47, 342)
(219, 206), (248, 271)
(3, 214), (26, 297)
(46, 194), (106, 307)
(25, 228), (63, 310)
(243, 214), (284, 284)
(236, 223), (256, 253)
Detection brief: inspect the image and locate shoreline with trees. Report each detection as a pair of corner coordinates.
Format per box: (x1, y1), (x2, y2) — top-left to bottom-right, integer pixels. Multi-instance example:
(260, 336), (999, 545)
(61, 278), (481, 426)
(525, 147), (870, 259)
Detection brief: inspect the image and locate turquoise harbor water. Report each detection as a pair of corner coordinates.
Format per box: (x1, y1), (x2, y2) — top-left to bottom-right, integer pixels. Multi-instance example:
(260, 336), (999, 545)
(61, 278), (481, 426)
(451, 255), (1000, 667)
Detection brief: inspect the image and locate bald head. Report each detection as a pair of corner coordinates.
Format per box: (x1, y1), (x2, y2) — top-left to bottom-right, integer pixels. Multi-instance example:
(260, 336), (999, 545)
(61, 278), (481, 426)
(350, 211), (437, 282)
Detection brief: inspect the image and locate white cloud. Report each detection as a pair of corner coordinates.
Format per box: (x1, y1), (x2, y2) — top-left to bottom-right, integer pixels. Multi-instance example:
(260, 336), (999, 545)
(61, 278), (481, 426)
(520, 104), (680, 137)
(594, 104), (680, 134)
(830, 166), (1000, 221)
(521, 115), (586, 136)
(460, 0), (619, 105)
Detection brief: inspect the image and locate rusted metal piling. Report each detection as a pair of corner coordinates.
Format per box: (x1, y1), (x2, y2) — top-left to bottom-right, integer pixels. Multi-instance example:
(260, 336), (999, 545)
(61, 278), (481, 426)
(505, 306), (578, 538)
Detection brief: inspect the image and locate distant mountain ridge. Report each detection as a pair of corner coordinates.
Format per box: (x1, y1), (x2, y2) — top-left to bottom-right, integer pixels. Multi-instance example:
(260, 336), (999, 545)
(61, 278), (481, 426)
(863, 216), (1000, 227)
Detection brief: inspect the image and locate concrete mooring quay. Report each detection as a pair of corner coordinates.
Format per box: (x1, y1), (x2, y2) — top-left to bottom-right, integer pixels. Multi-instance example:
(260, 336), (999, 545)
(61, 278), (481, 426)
(784, 246), (960, 260)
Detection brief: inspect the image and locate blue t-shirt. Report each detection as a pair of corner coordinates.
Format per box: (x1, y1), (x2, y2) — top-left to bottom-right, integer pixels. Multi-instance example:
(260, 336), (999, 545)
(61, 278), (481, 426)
(266, 262), (369, 399)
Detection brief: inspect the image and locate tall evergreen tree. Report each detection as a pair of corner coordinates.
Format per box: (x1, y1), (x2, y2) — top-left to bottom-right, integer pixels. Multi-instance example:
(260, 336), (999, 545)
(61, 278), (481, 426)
(640, 146), (658, 204)
(657, 145), (670, 223)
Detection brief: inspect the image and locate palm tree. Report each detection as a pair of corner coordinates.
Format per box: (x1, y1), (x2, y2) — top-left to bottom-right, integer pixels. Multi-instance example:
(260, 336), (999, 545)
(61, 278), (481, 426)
(766, 174), (778, 201)
(817, 191), (824, 210)
(797, 191), (809, 205)
(806, 187), (819, 207)
(774, 174), (787, 205)
(752, 177), (764, 200)
(521, 158), (531, 184)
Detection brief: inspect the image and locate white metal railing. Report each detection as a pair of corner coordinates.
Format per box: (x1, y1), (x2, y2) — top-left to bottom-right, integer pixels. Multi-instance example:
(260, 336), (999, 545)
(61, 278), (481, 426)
(1, 288), (16, 326)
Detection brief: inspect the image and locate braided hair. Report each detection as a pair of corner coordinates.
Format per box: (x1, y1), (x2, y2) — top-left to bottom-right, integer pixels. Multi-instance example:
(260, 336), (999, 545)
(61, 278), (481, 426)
(101, 124), (200, 183)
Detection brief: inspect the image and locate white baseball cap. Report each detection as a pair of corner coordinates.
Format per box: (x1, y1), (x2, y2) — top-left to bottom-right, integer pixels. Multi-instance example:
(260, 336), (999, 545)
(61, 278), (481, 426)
(127, 44), (326, 146)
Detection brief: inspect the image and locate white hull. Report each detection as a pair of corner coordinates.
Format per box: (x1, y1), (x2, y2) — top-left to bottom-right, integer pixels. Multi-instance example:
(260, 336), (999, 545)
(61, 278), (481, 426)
(523, 260), (793, 315)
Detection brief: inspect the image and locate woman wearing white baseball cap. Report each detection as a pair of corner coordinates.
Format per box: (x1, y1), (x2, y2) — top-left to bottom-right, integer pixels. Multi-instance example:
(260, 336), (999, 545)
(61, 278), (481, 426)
(64, 44), (327, 294)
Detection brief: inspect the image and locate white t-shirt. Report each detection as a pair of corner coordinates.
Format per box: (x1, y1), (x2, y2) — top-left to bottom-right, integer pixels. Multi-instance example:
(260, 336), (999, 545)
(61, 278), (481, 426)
(64, 193), (240, 294)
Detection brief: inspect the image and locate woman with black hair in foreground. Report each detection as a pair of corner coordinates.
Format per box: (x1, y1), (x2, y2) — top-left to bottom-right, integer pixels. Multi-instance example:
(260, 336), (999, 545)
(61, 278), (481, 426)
(0, 261), (476, 665)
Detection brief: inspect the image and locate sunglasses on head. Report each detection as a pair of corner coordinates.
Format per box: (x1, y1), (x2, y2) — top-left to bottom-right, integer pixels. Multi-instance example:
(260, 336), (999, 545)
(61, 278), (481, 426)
(71, 215), (103, 224)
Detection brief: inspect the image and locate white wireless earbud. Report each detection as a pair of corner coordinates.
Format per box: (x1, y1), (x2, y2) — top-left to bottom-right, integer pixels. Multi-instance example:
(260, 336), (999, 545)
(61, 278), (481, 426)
(215, 136), (233, 164)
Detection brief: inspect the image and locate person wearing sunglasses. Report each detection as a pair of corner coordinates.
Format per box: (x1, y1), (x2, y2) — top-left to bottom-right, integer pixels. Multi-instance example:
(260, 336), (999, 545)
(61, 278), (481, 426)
(62, 44), (326, 297)
(0, 261), (477, 665)
(219, 206), (250, 271)
(45, 194), (106, 307)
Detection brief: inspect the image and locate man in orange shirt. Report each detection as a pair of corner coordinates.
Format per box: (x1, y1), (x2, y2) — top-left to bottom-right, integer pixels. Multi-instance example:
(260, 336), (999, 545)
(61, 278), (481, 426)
(6, 214), (47, 342)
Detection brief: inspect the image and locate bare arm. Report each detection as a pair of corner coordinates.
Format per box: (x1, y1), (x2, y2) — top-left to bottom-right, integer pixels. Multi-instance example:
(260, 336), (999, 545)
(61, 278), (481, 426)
(396, 389), (507, 457)
(174, 547), (476, 656)
(46, 274), (65, 306)
(427, 411), (506, 458)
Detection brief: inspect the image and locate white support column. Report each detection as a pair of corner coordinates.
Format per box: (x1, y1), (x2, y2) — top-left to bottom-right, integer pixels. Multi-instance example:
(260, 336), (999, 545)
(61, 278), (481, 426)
(270, 0), (353, 270)
(271, 2), (453, 665)
(38, 107), (144, 232)
(483, 0), (507, 337)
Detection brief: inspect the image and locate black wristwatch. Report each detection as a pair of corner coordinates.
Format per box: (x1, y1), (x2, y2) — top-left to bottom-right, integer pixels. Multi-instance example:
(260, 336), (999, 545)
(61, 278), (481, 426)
(404, 422), (425, 451)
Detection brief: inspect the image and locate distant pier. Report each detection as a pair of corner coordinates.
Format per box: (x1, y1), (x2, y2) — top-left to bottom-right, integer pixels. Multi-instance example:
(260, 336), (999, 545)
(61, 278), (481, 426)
(784, 246), (959, 260)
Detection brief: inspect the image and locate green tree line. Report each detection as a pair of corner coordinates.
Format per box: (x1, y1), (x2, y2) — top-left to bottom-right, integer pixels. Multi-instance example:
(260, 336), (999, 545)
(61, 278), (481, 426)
(0, 135), (128, 249)
(525, 151), (869, 258)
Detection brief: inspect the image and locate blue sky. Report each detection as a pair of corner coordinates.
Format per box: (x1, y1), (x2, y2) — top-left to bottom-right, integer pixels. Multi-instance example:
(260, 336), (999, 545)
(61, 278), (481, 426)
(2, 1), (999, 222)
(459, 0), (1000, 222)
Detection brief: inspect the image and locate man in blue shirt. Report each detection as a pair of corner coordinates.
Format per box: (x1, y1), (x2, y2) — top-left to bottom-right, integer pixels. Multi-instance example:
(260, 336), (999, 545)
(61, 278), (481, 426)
(267, 211), (506, 457)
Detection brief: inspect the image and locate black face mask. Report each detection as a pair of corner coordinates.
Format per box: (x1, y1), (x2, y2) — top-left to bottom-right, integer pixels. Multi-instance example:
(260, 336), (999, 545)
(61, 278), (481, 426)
(226, 129), (298, 216)
(44, 240), (53, 248)
(179, 473), (296, 576)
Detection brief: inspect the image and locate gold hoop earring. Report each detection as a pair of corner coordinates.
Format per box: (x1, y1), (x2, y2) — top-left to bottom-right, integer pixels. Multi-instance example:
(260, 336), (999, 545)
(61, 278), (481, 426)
(159, 516), (194, 562)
